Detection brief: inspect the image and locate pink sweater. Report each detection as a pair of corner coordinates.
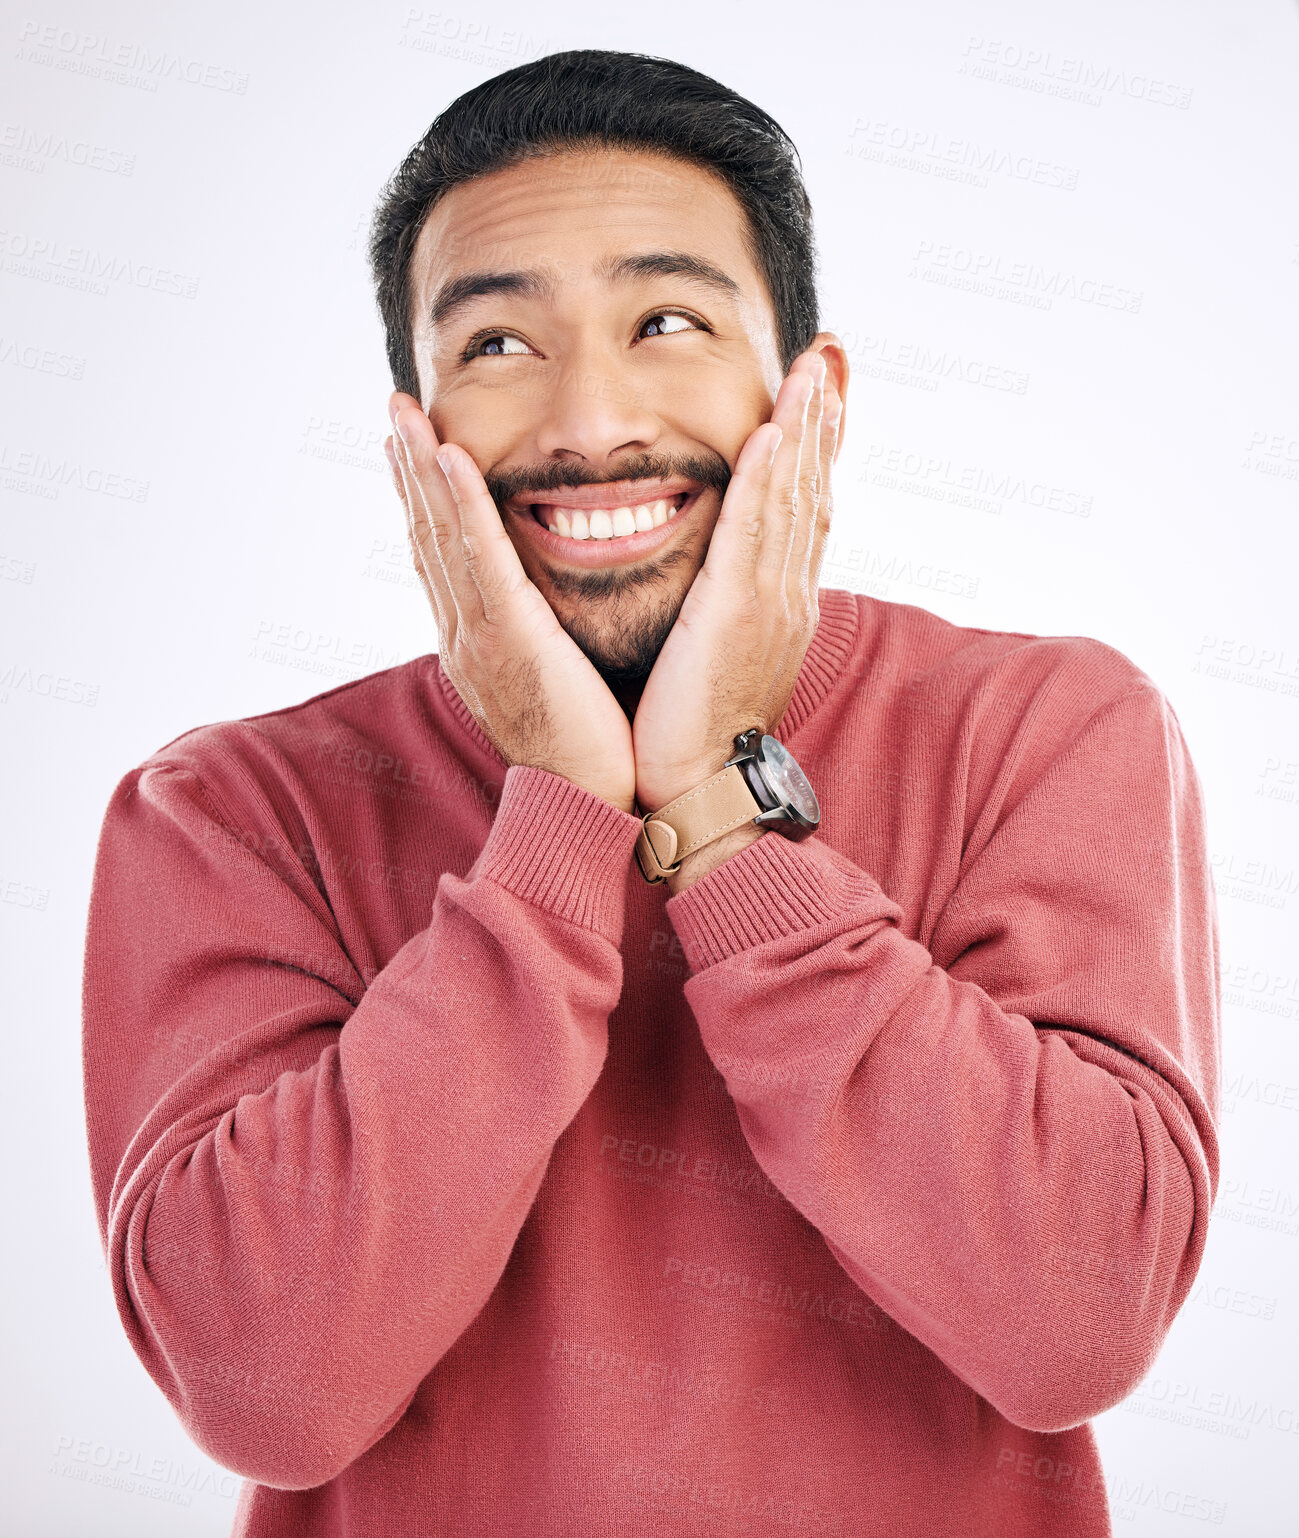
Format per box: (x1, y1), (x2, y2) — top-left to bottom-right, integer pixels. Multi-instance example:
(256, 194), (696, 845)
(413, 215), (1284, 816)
(82, 588), (1221, 1536)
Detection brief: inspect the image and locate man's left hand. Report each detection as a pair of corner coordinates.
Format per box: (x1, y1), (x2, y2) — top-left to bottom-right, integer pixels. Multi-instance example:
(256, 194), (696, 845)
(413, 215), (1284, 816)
(631, 348), (841, 824)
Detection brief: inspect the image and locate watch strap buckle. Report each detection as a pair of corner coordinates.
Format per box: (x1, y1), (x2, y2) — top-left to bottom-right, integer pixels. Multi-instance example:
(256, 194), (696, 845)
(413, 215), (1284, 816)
(633, 762), (761, 885)
(634, 814), (679, 884)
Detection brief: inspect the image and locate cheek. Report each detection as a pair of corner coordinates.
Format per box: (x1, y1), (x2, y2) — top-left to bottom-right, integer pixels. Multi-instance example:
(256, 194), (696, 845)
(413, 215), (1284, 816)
(428, 384), (532, 462)
(429, 360), (773, 470)
(651, 372), (767, 467)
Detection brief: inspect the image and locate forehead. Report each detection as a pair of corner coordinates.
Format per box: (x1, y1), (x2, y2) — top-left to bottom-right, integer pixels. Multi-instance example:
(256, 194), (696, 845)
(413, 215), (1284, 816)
(409, 147), (771, 321)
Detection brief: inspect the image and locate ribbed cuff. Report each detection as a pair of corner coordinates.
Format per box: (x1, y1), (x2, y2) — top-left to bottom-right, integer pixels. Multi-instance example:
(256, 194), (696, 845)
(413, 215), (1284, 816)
(473, 765), (642, 941)
(666, 831), (897, 970)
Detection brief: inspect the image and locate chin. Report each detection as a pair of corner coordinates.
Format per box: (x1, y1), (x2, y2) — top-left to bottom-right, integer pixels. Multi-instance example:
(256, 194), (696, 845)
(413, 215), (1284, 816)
(555, 580), (687, 683)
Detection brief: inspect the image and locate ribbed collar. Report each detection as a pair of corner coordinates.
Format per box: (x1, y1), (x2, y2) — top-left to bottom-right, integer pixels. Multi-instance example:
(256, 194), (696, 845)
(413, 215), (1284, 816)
(433, 585), (860, 764)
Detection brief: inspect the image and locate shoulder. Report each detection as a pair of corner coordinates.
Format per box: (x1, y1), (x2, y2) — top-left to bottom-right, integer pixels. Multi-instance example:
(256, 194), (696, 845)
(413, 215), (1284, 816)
(832, 590), (1180, 809)
(839, 587), (1161, 726)
(123, 655), (448, 834)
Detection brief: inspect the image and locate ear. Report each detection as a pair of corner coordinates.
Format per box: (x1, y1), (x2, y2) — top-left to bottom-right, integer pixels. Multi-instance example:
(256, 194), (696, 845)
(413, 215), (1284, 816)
(808, 332), (849, 461)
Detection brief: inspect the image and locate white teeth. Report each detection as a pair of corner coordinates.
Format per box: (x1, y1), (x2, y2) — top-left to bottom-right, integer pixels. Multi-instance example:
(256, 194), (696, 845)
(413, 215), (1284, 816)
(539, 495), (684, 540)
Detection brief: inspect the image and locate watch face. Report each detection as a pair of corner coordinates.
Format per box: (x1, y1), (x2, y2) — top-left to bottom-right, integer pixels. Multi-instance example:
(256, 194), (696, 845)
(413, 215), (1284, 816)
(757, 735), (820, 823)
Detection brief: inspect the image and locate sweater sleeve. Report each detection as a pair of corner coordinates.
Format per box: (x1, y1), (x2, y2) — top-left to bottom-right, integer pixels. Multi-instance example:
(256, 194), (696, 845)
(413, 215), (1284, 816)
(81, 758), (642, 1491)
(665, 682), (1221, 1435)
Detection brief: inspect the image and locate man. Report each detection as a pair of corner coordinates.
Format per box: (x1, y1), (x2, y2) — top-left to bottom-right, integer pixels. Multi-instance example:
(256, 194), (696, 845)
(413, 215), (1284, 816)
(82, 49), (1220, 1537)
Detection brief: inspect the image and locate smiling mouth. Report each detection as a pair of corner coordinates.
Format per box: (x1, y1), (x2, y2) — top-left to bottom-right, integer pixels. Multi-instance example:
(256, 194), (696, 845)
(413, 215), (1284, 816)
(528, 491), (691, 542)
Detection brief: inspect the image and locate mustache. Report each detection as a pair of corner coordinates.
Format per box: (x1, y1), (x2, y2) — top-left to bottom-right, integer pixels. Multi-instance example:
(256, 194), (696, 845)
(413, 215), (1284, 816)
(483, 448), (732, 510)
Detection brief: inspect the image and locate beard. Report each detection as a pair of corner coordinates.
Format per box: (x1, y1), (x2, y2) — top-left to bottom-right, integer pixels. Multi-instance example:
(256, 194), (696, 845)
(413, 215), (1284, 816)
(544, 541), (696, 682)
(482, 447), (731, 684)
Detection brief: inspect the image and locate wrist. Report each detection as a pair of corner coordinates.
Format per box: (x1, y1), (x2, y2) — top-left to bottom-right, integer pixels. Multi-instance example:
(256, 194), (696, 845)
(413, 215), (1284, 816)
(664, 820), (767, 895)
(636, 729), (820, 890)
(509, 760), (636, 817)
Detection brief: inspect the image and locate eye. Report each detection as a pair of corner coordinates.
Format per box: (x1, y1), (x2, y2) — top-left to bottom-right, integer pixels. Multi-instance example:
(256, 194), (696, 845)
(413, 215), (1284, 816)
(461, 331), (534, 361)
(638, 311), (703, 339)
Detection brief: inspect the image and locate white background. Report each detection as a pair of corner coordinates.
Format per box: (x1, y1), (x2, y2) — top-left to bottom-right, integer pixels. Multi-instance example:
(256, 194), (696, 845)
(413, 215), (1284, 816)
(2, 1), (1297, 1533)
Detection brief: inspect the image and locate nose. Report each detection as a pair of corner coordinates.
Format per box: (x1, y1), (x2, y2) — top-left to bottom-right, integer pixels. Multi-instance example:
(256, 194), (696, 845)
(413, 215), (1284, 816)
(531, 351), (662, 468)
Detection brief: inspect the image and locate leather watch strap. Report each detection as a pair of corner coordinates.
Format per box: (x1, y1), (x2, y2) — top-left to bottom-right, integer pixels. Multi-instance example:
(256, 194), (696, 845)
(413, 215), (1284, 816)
(634, 763), (761, 884)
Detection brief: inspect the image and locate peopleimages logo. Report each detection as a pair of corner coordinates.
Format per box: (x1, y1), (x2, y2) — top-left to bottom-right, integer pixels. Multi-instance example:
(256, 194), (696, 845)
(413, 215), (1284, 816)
(16, 20), (249, 94)
(859, 442), (1094, 519)
(0, 228), (199, 299)
(49, 1434), (239, 1505)
(910, 240), (1143, 313)
(0, 333), (85, 379)
(0, 121), (135, 175)
(846, 117), (1080, 192)
(397, 7), (549, 65)
(0, 663), (99, 707)
(0, 442), (149, 502)
(959, 36), (1194, 110)
(833, 326), (1030, 396)
(1126, 1374), (1299, 1438)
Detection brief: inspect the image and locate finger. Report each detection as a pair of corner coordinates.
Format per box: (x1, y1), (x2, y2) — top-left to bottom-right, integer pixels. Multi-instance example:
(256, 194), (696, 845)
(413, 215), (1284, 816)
(756, 364), (817, 590)
(793, 375), (840, 594)
(804, 383), (841, 590)
(787, 355), (828, 588)
(385, 432), (437, 607)
(387, 433), (453, 644)
(388, 388), (419, 424)
(432, 442), (537, 627)
(391, 424), (460, 645)
(390, 429), (500, 723)
(394, 405), (486, 634)
(697, 420), (784, 589)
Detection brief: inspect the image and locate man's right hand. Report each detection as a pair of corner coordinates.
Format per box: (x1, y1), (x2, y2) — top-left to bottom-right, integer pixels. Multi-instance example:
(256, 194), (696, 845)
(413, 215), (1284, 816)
(384, 394), (637, 814)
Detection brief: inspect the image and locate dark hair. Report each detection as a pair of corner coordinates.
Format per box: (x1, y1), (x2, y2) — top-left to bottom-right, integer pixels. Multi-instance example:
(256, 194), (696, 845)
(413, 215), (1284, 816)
(368, 49), (819, 397)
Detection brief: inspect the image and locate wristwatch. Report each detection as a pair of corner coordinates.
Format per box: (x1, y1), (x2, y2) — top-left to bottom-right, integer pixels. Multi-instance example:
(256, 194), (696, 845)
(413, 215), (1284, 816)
(634, 727), (821, 885)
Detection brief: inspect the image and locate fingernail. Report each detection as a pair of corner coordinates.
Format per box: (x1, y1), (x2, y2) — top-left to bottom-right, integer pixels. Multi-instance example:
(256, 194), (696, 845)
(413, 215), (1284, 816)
(394, 413), (411, 445)
(767, 426), (783, 462)
(435, 446), (454, 476)
(810, 355), (827, 383)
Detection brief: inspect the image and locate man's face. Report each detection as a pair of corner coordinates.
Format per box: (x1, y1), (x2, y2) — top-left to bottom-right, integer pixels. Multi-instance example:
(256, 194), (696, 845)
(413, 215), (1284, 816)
(406, 147), (788, 681)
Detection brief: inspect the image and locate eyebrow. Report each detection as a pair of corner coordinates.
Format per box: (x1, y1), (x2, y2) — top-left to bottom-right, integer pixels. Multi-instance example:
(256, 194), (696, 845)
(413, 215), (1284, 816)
(597, 250), (742, 301)
(426, 249), (743, 332)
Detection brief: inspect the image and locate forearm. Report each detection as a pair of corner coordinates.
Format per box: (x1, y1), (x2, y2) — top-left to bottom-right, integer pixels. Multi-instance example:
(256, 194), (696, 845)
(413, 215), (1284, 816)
(667, 828), (1218, 1433)
(90, 763), (641, 1488)
(123, 892), (607, 1471)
